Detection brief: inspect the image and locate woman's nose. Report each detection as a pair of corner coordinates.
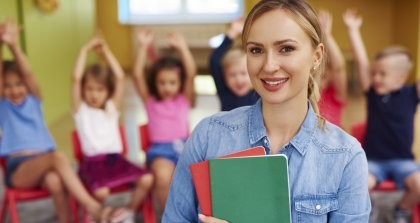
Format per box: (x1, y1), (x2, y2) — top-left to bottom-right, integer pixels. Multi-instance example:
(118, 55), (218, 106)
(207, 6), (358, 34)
(263, 52), (278, 74)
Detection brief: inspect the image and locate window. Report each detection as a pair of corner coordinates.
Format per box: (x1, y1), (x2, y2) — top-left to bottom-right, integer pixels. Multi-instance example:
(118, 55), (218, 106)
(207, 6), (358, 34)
(118, 0), (244, 24)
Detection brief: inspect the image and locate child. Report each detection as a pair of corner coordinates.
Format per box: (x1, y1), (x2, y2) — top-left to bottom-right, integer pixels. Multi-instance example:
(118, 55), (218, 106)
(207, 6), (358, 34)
(72, 34), (154, 222)
(132, 29), (196, 209)
(0, 19), (123, 223)
(209, 17), (259, 111)
(318, 10), (347, 126)
(344, 9), (420, 222)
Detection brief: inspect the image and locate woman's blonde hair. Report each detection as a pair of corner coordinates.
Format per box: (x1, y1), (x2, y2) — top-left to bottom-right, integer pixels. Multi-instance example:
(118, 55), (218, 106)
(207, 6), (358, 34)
(242, 0), (326, 126)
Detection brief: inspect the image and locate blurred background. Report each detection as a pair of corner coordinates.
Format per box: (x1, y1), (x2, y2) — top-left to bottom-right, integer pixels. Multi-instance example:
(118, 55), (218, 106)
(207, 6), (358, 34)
(1, 0), (420, 161)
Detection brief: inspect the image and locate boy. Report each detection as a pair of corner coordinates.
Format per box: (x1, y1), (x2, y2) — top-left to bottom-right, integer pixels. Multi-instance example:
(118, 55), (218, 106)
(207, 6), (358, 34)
(344, 9), (420, 223)
(209, 17), (259, 111)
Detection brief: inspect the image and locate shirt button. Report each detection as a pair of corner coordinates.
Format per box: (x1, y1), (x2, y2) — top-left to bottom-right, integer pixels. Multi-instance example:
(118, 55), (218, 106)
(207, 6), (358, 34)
(315, 204), (321, 210)
(263, 138), (268, 144)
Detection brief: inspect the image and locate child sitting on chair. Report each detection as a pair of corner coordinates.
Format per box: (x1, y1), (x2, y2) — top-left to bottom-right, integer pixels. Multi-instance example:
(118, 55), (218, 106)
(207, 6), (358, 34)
(72, 34), (154, 222)
(0, 19), (126, 223)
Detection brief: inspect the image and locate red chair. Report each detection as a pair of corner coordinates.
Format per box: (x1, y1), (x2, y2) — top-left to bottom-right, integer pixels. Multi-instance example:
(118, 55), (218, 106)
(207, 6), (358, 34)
(0, 158), (78, 223)
(351, 122), (420, 222)
(71, 126), (156, 223)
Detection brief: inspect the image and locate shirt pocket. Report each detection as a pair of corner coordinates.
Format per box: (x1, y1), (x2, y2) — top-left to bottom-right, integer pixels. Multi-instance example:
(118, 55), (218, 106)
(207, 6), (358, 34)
(295, 194), (338, 223)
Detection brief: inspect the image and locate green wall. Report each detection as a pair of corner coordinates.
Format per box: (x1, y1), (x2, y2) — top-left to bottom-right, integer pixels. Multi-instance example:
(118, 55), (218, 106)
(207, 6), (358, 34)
(0, 0), (95, 124)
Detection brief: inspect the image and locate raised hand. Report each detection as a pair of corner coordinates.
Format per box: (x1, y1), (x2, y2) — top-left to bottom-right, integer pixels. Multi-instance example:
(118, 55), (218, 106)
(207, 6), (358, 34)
(136, 29), (154, 47)
(318, 10), (332, 36)
(343, 9), (363, 30)
(227, 16), (245, 39)
(167, 31), (188, 51)
(1, 19), (19, 47)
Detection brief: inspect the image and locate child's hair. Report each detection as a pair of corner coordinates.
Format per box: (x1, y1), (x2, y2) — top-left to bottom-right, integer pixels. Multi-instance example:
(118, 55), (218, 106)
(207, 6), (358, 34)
(375, 45), (413, 73)
(2, 60), (21, 77)
(147, 56), (186, 100)
(81, 63), (115, 99)
(221, 47), (246, 70)
(242, 0), (326, 127)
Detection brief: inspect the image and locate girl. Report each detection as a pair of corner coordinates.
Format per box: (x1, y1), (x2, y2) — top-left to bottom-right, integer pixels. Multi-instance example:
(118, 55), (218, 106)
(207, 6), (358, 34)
(0, 20), (121, 223)
(317, 9), (347, 127)
(72, 35), (154, 222)
(132, 30), (196, 209)
(163, 0), (370, 222)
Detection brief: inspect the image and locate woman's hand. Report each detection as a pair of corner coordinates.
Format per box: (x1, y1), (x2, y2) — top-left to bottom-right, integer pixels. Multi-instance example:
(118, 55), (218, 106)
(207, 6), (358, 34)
(198, 214), (229, 223)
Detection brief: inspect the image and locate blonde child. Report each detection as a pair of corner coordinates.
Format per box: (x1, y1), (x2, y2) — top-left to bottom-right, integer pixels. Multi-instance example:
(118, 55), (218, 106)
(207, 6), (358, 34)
(317, 10), (347, 126)
(344, 9), (420, 222)
(209, 17), (259, 111)
(132, 29), (196, 209)
(72, 35), (154, 222)
(0, 20), (122, 223)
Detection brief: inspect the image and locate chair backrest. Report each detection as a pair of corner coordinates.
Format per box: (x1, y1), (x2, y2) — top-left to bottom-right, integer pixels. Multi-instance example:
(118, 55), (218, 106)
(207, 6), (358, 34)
(350, 122), (366, 144)
(138, 124), (151, 152)
(71, 126), (128, 163)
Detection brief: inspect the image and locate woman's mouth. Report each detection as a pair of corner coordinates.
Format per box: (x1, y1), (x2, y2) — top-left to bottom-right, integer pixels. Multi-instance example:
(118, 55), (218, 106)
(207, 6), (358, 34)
(261, 78), (289, 91)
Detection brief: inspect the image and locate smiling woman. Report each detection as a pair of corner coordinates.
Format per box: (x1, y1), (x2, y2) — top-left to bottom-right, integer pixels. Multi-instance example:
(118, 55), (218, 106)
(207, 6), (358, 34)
(162, 1), (371, 223)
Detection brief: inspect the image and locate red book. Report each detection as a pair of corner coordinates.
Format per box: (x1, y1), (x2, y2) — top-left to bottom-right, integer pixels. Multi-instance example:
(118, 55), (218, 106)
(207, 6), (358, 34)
(189, 146), (266, 216)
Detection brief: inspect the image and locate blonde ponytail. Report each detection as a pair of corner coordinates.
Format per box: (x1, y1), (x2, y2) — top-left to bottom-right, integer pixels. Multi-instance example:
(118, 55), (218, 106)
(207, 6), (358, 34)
(308, 72), (325, 128)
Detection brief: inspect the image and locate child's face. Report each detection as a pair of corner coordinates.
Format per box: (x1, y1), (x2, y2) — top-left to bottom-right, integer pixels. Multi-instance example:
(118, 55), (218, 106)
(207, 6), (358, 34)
(3, 72), (28, 105)
(156, 68), (181, 100)
(224, 57), (253, 97)
(371, 56), (408, 95)
(83, 76), (109, 109)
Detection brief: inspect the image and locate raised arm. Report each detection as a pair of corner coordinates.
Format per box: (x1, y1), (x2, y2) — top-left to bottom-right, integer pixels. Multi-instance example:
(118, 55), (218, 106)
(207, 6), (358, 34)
(96, 38), (125, 109)
(319, 10), (347, 102)
(167, 32), (197, 104)
(209, 17), (244, 94)
(133, 29), (154, 102)
(3, 19), (42, 99)
(343, 9), (371, 92)
(71, 36), (102, 112)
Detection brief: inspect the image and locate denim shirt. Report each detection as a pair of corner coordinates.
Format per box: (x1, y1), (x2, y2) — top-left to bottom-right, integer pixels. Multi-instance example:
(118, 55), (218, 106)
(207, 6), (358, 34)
(163, 100), (371, 223)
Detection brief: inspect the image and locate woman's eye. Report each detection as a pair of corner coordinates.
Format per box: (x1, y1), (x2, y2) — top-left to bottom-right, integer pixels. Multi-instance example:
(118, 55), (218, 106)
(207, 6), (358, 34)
(280, 46), (294, 53)
(249, 47), (263, 54)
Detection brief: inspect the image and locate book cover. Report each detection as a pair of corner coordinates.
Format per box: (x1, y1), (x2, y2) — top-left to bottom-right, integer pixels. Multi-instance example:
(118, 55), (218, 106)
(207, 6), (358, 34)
(189, 147), (266, 216)
(209, 155), (290, 223)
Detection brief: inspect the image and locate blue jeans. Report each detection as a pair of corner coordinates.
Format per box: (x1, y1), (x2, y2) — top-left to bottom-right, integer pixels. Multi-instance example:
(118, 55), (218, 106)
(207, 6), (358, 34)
(368, 159), (420, 189)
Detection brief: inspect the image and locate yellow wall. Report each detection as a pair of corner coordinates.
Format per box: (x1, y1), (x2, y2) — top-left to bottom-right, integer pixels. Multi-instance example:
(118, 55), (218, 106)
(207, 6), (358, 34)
(96, 0), (132, 71)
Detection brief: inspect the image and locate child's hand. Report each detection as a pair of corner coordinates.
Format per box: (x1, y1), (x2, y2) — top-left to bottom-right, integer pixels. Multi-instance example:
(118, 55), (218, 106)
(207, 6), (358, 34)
(167, 32), (188, 51)
(227, 16), (244, 39)
(1, 19), (19, 47)
(318, 10), (332, 36)
(198, 214), (229, 223)
(136, 29), (154, 47)
(343, 9), (363, 30)
(83, 35), (104, 52)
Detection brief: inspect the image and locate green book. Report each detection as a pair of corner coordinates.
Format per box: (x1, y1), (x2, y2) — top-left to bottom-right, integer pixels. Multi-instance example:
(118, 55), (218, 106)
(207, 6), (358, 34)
(209, 155), (290, 223)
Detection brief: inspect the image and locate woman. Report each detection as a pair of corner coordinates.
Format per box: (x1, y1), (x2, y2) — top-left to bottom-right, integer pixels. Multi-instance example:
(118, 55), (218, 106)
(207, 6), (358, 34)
(163, 0), (371, 222)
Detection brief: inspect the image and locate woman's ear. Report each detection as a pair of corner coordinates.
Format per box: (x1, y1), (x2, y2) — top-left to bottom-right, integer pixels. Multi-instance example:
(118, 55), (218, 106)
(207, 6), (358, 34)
(313, 43), (325, 68)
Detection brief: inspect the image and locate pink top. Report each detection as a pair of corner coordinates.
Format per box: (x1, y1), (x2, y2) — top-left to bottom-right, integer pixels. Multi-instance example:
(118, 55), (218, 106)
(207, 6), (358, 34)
(145, 94), (190, 142)
(318, 85), (346, 126)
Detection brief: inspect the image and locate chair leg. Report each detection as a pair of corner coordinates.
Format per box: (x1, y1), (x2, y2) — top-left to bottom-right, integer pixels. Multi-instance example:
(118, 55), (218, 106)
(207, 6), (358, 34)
(0, 192), (8, 223)
(7, 191), (19, 223)
(68, 195), (79, 223)
(142, 195), (156, 223)
(412, 204), (420, 223)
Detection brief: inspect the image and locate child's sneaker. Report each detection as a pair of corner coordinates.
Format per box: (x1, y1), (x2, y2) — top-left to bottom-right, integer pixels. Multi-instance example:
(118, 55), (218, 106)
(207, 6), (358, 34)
(394, 206), (411, 223)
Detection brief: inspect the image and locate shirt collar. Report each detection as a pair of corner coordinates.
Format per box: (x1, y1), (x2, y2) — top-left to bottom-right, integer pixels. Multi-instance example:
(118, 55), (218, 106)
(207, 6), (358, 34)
(248, 99), (318, 156)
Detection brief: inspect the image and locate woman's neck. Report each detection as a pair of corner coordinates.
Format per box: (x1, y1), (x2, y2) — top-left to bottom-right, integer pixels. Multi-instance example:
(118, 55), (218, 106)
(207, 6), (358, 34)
(262, 98), (308, 154)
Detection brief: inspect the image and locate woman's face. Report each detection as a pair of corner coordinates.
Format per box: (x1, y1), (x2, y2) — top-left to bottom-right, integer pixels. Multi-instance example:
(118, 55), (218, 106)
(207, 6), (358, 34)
(245, 9), (323, 106)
